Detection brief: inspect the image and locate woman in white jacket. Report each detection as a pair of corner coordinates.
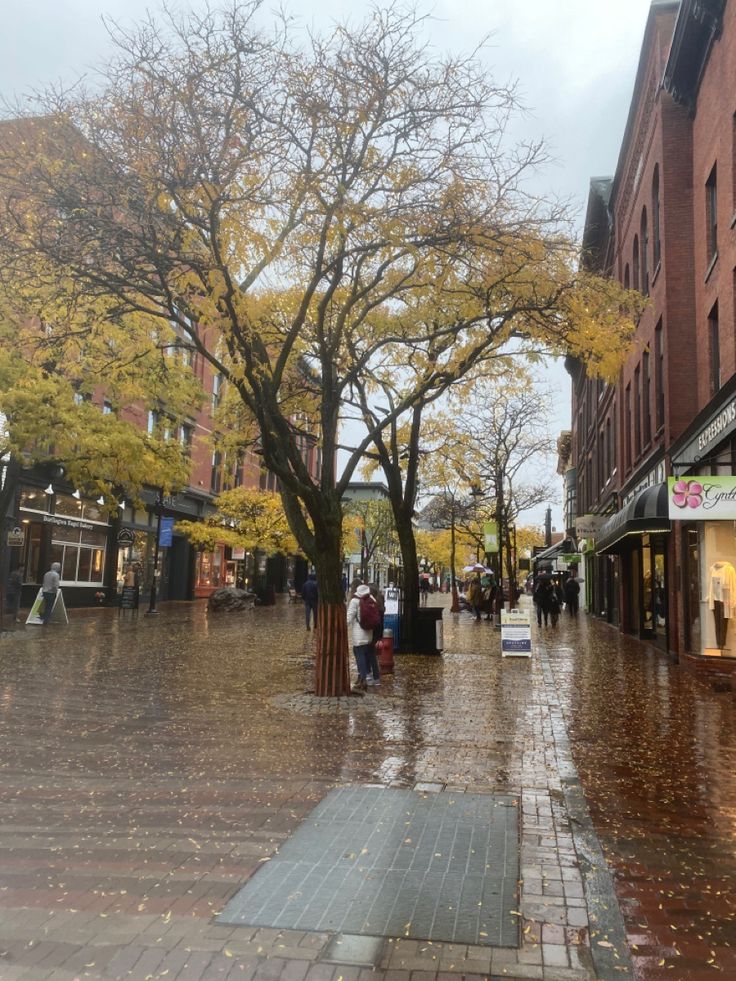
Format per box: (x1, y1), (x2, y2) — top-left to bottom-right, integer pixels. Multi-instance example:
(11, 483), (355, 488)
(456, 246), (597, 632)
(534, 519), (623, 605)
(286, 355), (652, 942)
(347, 584), (375, 691)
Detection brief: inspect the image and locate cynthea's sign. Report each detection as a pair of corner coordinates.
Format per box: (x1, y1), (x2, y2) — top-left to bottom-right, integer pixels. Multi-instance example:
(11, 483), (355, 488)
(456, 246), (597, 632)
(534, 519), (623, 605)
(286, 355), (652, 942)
(668, 476), (736, 520)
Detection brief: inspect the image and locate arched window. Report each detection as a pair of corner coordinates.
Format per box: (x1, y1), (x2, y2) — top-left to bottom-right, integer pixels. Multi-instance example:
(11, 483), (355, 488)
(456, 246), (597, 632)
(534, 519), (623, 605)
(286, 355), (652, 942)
(632, 236), (640, 291)
(640, 208), (649, 295)
(652, 165), (661, 270)
(624, 263), (630, 290)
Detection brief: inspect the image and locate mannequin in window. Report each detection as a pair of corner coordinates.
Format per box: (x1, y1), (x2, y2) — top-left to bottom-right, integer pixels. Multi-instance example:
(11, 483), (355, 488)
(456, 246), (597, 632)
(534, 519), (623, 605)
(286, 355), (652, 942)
(707, 560), (736, 648)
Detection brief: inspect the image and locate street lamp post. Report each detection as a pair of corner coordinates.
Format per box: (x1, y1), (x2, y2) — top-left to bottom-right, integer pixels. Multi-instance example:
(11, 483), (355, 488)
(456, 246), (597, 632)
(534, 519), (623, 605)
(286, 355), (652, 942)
(146, 490), (163, 616)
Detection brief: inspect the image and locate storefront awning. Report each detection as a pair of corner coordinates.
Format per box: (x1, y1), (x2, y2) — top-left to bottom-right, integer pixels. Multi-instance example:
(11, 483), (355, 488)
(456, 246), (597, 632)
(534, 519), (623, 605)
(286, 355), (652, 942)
(596, 483), (670, 554)
(533, 537), (576, 565)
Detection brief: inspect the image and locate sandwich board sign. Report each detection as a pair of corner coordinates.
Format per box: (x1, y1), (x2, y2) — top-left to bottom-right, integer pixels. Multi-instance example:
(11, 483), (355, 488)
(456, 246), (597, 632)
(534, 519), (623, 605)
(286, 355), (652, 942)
(26, 589), (69, 626)
(501, 608), (532, 658)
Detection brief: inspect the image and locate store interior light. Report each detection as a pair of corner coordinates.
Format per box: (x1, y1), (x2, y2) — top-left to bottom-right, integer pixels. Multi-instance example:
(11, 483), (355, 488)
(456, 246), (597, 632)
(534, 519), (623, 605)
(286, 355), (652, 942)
(72, 489), (81, 500)
(118, 500), (126, 510)
(44, 484), (54, 495)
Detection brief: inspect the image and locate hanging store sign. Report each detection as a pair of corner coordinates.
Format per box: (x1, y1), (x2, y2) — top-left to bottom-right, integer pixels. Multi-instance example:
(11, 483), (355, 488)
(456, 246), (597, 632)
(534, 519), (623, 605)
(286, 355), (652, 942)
(668, 476), (736, 519)
(574, 514), (606, 538)
(7, 527), (24, 547)
(483, 521), (499, 553)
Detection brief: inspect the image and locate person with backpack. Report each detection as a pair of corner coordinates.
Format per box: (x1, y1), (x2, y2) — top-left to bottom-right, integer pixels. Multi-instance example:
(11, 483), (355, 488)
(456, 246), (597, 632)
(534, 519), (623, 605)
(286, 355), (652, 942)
(347, 584), (381, 691)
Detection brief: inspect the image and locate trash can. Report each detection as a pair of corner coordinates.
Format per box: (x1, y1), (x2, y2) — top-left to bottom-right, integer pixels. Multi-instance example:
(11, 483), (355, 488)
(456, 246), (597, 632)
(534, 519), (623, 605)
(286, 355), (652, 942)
(414, 607), (444, 655)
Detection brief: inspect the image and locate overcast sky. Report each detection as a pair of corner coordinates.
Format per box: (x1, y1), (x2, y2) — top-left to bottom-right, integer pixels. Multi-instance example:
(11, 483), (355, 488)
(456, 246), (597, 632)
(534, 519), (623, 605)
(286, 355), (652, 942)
(1, 0), (655, 530)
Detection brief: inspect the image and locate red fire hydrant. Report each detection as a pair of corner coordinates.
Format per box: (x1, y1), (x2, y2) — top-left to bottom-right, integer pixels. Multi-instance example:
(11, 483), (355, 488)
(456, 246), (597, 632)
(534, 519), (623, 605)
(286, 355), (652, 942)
(376, 629), (395, 674)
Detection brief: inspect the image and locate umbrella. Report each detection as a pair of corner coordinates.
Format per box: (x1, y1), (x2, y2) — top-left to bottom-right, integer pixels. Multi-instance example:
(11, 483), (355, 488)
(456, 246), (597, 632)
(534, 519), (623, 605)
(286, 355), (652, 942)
(462, 563), (494, 574)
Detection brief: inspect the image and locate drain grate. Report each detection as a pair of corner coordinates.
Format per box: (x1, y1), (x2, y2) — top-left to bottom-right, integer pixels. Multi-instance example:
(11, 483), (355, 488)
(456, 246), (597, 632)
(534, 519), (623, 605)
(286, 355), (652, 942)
(219, 786), (520, 947)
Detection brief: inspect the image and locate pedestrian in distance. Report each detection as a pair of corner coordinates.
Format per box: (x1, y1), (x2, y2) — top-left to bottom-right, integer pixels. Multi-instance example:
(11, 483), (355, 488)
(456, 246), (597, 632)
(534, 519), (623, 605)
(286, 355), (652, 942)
(419, 574), (430, 606)
(549, 583), (563, 627)
(341, 573), (349, 598)
(301, 573), (318, 630)
(533, 577), (553, 627)
(41, 562), (61, 625)
(564, 575), (580, 617)
(347, 584), (380, 691)
(5, 565), (23, 622)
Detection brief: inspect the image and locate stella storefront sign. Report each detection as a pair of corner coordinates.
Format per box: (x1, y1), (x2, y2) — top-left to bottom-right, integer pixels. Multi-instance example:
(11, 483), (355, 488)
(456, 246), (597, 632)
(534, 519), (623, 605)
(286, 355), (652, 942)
(668, 476), (736, 519)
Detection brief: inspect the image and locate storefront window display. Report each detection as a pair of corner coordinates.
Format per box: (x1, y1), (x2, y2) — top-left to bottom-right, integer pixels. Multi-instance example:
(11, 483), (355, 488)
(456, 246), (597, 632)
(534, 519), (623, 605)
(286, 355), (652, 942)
(19, 490), (109, 586)
(194, 547), (225, 596)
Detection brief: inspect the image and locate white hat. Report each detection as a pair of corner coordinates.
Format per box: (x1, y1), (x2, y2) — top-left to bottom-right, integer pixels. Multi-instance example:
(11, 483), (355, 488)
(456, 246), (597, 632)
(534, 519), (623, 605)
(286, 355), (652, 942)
(356, 584), (371, 597)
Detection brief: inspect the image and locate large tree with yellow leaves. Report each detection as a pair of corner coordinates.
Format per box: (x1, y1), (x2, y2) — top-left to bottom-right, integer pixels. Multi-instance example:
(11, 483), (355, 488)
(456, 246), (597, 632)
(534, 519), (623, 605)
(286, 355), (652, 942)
(0, 3), (639, 693)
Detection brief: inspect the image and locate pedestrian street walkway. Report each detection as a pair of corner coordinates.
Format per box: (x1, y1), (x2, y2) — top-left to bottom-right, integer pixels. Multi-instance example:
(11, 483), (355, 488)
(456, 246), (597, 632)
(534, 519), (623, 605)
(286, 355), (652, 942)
(0, 594), (734, 980)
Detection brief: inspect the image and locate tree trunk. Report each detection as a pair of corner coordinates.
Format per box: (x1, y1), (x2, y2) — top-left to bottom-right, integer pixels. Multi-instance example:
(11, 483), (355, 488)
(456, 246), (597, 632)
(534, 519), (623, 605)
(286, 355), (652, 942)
(311, 515), (352, 697)
(450, 511), (460, 612)
(395, 511), (419, 650)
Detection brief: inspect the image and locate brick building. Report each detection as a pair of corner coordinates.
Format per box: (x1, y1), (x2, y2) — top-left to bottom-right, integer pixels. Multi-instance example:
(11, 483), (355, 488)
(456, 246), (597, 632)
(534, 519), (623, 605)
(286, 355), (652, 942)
(11, 327), (317, 610)
(571, 0), (736, 663)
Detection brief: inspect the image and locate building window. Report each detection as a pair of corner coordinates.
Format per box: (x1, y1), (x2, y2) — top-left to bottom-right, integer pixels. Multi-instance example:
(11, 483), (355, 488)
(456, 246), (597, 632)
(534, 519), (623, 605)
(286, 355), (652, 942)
(179, 423), (193, 455)
(624, 263), (630, 290)
(655, 320), (664, 430)
(643, 349), (651, 446)
(706, 164), (718, 262)
(634, 365), (642, 458)
(709, 301), (720, 396)
(147, 410), (160, 435)
(211, 450), (222, 493)
(640, 208), (649, 296)
(606, 417), (612, 480)
(632, 236), (640, 291)
(625, 384), (632, 470)
(212, 373), (223, 412)
(652, 165), (661, 270)
(102, 401), (113, 415)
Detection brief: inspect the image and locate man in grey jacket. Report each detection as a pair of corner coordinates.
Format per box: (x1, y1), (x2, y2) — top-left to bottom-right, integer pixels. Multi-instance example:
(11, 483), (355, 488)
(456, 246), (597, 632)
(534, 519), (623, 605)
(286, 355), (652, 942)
(42, 562), (61, 625)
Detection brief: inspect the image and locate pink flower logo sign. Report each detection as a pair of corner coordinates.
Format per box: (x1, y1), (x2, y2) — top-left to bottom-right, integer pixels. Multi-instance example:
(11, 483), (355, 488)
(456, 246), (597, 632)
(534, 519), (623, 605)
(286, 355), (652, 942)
(671, 479), (703, 509)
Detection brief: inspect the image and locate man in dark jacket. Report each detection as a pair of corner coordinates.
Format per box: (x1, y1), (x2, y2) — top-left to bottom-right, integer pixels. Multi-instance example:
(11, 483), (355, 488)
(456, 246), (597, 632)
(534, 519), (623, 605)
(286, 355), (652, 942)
(564, 575), (580, 617)
(301, 573), (318, 630)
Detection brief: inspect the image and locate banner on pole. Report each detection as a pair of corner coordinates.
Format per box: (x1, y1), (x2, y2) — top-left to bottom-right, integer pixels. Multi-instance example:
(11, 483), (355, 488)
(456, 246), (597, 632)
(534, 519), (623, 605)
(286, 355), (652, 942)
(483, 521), (499, 553)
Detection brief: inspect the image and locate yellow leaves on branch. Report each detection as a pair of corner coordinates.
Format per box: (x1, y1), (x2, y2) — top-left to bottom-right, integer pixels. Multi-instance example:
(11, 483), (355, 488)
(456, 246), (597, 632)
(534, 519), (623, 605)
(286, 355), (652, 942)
(176, 488), (300, 556)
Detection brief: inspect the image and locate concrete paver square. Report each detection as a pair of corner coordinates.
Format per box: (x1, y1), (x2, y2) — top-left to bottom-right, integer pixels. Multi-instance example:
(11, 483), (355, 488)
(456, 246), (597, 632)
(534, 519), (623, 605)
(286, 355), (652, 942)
(218, 786), (520, 947)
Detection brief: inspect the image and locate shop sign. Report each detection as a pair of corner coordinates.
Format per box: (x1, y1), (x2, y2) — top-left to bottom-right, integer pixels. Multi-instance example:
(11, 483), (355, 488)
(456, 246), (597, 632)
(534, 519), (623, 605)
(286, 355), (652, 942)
(117, 528), (136, 547)
(483, 521), (499, 553)
(560, 554), (582, 566)
(232, 547), (246, 560)
(6, 527), (24, 547)
(574, 514), (605, 538)
(42, 514), (95, 531)
(384, 587), (400, 615)
(668, 476), (736, 519)
(501, 609), (532, 658)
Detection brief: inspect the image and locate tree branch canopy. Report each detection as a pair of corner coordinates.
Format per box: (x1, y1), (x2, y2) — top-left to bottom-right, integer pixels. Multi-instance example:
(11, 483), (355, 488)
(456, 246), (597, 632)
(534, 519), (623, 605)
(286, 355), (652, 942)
(0, 1), (641, 679)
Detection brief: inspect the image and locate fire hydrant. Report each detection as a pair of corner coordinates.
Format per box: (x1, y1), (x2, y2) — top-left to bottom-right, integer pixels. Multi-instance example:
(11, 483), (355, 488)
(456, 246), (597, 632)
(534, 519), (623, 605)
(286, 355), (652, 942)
(376, 628), (395, 674)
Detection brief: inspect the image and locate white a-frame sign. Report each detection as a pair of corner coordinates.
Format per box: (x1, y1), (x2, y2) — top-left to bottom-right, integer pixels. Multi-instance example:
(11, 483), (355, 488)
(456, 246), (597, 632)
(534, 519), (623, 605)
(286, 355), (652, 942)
(26, 589), (69, 626)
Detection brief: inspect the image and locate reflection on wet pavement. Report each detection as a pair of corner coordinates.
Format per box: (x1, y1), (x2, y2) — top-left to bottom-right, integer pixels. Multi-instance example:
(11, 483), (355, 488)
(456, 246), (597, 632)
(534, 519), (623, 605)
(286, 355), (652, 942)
(0, 596), (734, 977)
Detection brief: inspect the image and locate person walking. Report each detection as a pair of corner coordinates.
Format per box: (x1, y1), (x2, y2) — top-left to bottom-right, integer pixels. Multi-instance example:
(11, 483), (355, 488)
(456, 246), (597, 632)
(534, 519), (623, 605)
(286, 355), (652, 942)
(41, 562), (61, 625)
(419, 574), (430, 606)
(347, 584), (379, 691)
(366, 582), (385, 686)
(564, 575), (580, 618)
(5, 565), (23, 622)
(301, 573), (318, 630)
(466, 577), (483, 621)
(533, 577), (553, 627)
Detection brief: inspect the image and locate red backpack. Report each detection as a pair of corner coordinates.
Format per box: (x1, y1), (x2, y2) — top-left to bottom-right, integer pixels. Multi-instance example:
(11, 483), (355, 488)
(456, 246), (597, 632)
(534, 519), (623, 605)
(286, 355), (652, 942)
(359, 594), (382, 631)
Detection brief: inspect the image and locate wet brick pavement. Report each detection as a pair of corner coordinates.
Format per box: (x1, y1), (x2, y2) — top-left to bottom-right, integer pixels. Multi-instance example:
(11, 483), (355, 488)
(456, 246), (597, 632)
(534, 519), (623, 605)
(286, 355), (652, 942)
(0, 596), (733, 979)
